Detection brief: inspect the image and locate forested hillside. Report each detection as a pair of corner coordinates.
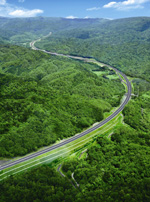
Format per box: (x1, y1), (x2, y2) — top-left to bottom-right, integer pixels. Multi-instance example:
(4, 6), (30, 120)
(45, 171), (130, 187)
(1, 16), (150, 202)
(1, 80), (150, 201)
(36, 17), (150, 81)
(0, 166), (77, 202)
(60, 78), (150, 201)
(0, 44), (124, 157)
(0, 17), (107, 46)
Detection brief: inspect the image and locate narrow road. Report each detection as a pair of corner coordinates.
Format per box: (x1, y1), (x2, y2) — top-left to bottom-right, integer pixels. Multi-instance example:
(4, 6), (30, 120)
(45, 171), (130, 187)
(57, 164), (65, 177)
(0, 37), (132, 172)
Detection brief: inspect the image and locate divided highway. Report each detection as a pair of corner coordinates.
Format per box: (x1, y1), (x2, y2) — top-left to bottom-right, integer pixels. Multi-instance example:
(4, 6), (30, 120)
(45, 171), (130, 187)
(0, 40), (132, 172)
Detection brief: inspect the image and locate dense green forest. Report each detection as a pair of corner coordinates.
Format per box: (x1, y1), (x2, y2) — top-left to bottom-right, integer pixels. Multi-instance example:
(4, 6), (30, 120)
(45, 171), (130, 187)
(36, 17), (150, 82)
(0, 166), (78, 202)
(1, 79), (150, 201)
(1, 16), (150, 202)
(0, 44), (124, 157)
(60, 79), (150, 201)
(0, 17), (107, 46)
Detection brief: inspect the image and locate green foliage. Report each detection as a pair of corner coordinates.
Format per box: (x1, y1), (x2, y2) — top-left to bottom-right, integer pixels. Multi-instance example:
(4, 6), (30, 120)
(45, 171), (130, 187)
(58, 79), (150, 202)
(1, 124), (150, 201)
(39, 77), (148, 202)
(0, 17), (107, 46)
(0, 16), (150, 202)
(123, 79), (150, 132)
(61, 125), (150, 202)
(0, 166), (77, 202)
(0, 45), (124, 157)
(37, 17), (150, 82)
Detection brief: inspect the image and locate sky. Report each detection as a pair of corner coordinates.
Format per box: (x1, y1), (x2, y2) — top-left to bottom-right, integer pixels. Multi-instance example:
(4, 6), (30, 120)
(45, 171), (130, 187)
(0, 0), (150, 19)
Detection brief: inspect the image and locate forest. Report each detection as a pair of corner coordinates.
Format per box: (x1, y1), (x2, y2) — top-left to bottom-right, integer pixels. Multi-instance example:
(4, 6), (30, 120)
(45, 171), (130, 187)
(0, 44), (124, 157)
(36, 17), (150, 82)
(1, 78), (150, 201)
(0, 17), (107, 46)
(0, 16), (150, 202)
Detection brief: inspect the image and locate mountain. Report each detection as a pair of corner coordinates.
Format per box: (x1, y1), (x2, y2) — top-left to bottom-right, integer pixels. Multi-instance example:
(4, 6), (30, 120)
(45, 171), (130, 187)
(0, 17), (108, 46)
(36, 17), (150, 81)
(1, 16), (150, 202)
(0, 44), (124, 157)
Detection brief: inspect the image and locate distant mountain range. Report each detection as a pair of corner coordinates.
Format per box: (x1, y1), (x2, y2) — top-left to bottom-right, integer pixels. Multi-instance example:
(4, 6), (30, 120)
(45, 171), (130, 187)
(0, 16), (150, 81)
(0, 17), (107, 43)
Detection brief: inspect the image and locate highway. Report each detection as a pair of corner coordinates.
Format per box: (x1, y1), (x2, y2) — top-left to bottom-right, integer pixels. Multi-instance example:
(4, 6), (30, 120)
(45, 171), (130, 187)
(0, 40), (132, 172)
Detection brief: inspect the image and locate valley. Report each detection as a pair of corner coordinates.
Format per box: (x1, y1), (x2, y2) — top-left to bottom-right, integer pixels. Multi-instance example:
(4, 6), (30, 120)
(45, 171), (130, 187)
(0, 34), (131, 178)
(0, 16), (150, 202)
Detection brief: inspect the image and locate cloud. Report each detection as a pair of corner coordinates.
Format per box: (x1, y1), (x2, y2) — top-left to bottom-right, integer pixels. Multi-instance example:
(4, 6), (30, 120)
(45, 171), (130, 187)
(103, 0), (149, 10)
(66, 16), (78, 19)
(9, 9), (43, 17)
(122, 0), (149, 5)
(104, 2), (117, 8)
(86, 7), (100, 11)
(0, 0), (6, 5)
(106, 18), (114, 20)
(0, 0), (44, 17)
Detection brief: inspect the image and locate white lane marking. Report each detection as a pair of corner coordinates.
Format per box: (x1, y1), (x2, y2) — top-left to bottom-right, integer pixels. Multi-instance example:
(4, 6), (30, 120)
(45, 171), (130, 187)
(0, 107), (121, 170)
(0, 117), (120, 179)
(1, 120), (116, 179)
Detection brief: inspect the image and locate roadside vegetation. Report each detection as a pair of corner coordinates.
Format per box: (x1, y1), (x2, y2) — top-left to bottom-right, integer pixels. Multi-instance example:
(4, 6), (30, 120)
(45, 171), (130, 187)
(0, 16), (150, 202)
(1, 80), (150, 201)
(59, 78), (150, 201)
(0, 44), (124, 158)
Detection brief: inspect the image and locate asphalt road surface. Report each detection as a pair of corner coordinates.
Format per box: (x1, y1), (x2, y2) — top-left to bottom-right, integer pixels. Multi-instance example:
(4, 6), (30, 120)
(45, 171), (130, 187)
(0, 41), (132, 171)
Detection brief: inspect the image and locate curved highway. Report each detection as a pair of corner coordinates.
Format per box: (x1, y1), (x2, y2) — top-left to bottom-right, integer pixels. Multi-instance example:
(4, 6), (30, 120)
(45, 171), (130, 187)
(0, 39), (132, 171)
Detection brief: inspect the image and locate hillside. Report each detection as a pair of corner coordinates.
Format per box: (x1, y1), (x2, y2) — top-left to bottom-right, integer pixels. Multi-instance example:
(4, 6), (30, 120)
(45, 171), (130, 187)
(36, 17), (150, 81)
(1, 77), (150, 201)
(0, 17), (107, 46)
(1, 16), (150, 202)
(0, 44), (124, 157)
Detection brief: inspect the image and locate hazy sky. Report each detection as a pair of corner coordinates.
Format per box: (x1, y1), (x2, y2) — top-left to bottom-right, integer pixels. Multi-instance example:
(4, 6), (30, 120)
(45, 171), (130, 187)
(1, 0), (150, 19)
